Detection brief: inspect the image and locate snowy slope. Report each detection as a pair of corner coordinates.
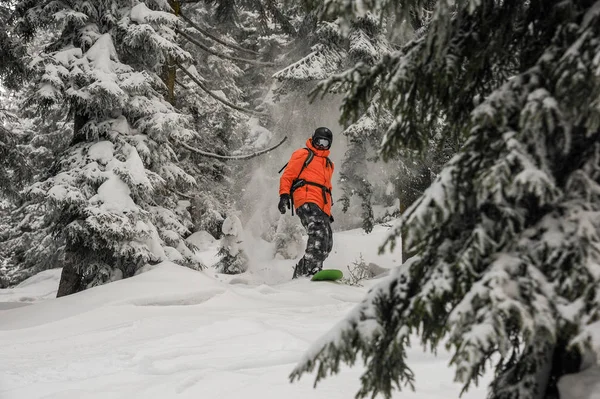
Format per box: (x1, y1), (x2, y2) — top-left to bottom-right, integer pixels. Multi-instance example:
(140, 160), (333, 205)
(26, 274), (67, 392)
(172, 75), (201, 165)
(0, 226), (491, 399)
(0, 269), (62, 308)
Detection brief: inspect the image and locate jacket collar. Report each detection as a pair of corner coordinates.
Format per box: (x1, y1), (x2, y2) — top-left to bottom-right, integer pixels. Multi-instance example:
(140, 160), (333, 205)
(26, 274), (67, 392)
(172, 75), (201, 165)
(306, 138), (330, 157)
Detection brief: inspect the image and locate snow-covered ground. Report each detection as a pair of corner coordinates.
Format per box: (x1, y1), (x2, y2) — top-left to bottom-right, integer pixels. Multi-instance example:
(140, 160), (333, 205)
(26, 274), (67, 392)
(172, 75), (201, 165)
(0, 269), (62, 308)
(0, 225), (493, 399)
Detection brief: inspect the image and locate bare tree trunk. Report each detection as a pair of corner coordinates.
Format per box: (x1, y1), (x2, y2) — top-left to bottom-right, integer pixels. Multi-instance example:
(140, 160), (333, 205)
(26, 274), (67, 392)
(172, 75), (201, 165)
(163, 0), (181, 105)
(70, 109), (89, 145)
(56, 253), (85, 297)
(534, 343), (555, 399)
(400, 165), (431, 263)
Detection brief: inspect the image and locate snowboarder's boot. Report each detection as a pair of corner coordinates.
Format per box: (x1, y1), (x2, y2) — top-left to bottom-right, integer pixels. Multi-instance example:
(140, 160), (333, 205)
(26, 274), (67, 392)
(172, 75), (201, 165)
(293, 258), (322, 279)
(292, 258), (307, 279)
(308, 261), (323, 277)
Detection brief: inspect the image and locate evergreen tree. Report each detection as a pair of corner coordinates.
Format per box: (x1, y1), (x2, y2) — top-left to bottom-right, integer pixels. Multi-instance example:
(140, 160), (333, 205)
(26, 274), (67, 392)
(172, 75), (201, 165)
(170, 0), (288, 237)
(215, 214), (249, 274)
(0, 0), (27, 91)
(174, 2), (250, 238)
(1, 61), (69, 287)
(291, 1), (600, 398)
(11, 0), (204, 296)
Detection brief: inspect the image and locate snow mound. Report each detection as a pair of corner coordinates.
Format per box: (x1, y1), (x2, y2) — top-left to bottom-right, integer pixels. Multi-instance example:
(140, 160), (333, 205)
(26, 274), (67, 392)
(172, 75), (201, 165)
(0, 262), (221, 330)
(186, 230), (217, 250)
(0, 269), (62, 305)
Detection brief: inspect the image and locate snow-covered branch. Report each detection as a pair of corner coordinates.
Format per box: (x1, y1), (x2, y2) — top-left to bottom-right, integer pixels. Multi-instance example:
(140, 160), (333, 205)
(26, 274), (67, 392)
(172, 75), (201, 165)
(168, 187), (195, 199)
(175, 28), (276, 67)
(176, 62), (267, 116)
(176, 136), (288, 160)
(179, 12), (261, 56)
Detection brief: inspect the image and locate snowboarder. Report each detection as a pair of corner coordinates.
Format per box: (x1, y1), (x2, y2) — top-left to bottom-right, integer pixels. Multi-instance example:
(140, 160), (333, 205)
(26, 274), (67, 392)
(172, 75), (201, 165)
(278, 127), (334, 278)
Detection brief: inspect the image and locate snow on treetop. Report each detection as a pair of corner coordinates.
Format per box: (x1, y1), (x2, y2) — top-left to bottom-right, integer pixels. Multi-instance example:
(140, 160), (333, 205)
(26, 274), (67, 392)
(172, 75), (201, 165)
(222, 215), (243, 237)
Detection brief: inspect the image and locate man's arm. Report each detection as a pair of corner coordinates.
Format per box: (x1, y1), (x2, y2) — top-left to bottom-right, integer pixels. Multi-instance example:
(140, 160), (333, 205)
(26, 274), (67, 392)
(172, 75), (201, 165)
(328, 161), (334, 192)
(279, 149), (308, 195)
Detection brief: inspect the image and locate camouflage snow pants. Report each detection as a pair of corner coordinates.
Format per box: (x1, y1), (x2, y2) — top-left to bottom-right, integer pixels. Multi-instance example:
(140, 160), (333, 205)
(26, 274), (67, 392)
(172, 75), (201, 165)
(293, 202), (333, 278)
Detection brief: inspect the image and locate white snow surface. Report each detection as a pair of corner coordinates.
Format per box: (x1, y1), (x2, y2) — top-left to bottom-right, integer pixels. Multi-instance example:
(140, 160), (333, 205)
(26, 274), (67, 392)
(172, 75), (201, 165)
(0, 269), (62, 306)
(0, 226), (492, 399)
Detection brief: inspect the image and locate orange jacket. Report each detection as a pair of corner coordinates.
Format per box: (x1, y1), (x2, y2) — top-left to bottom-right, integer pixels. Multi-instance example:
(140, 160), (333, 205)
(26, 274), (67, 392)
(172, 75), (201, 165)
(279, 138), (334, 216)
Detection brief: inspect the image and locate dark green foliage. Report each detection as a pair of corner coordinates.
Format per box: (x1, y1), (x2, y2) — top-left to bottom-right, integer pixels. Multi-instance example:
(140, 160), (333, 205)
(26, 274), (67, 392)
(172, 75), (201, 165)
(0, 1), (27, 90)
(291, 1), (600, 398)
(339, 139), (375, 233)
(215, 244), (248, 274)
(205, 0), (238, 24)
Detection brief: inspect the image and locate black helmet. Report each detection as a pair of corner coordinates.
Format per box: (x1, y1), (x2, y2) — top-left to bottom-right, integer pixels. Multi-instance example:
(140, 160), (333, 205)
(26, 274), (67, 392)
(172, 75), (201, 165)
(312, 127), (333, 150)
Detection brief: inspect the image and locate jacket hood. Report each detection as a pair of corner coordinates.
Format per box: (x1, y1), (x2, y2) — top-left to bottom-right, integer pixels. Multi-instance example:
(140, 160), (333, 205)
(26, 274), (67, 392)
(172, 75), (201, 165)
(306, 138), (330, 157)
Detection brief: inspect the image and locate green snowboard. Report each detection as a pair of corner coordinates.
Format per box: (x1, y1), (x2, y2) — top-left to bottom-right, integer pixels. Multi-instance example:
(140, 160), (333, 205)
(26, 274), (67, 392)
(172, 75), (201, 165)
(311, 269), (343, 281)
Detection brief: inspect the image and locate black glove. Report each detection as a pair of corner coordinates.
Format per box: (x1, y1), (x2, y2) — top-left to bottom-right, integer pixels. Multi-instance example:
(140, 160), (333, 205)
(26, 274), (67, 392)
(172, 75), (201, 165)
(278, 194), (291, 214)
(329, 215), (334, 223)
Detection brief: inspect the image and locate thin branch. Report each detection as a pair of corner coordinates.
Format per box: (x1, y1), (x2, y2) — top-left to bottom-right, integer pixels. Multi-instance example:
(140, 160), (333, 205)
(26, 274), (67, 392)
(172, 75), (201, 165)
(179, 12), (261, 56)
(175, 27), (276, 67)
(168, 187), (195, 200)
(176, 136), (288, 160)
(176, 62), (266, 116)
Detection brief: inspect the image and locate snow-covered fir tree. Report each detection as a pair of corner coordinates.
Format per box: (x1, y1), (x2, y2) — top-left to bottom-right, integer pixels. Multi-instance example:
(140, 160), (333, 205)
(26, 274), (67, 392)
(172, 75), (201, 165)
(166, 0), (289, 237)
(291, 1), (600, 398)
(0, 1), (27, 92)
(10, 0), (204, 296)
(215, 214), (248, 274)
(1, 69), (70, 287)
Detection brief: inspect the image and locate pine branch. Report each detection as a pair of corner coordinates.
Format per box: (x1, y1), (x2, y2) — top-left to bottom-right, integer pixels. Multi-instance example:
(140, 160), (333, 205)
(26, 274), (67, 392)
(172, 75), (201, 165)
(175, 27), (276, 67)
(168, 187), (195, 199)
(176, 136), (288, 160)
(179, 12), (261, 56)
(174, 78), (189, 89)
(176, 62), (267, 116)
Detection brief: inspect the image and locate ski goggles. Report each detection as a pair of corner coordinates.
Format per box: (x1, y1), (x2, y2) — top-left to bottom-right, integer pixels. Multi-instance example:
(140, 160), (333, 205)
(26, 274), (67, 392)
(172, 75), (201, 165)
(314, 137), (331, 149)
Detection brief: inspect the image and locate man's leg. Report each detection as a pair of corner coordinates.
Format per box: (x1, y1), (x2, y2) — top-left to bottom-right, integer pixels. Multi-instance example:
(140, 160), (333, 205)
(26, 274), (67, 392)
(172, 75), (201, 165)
(294, 203), (332, 277)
